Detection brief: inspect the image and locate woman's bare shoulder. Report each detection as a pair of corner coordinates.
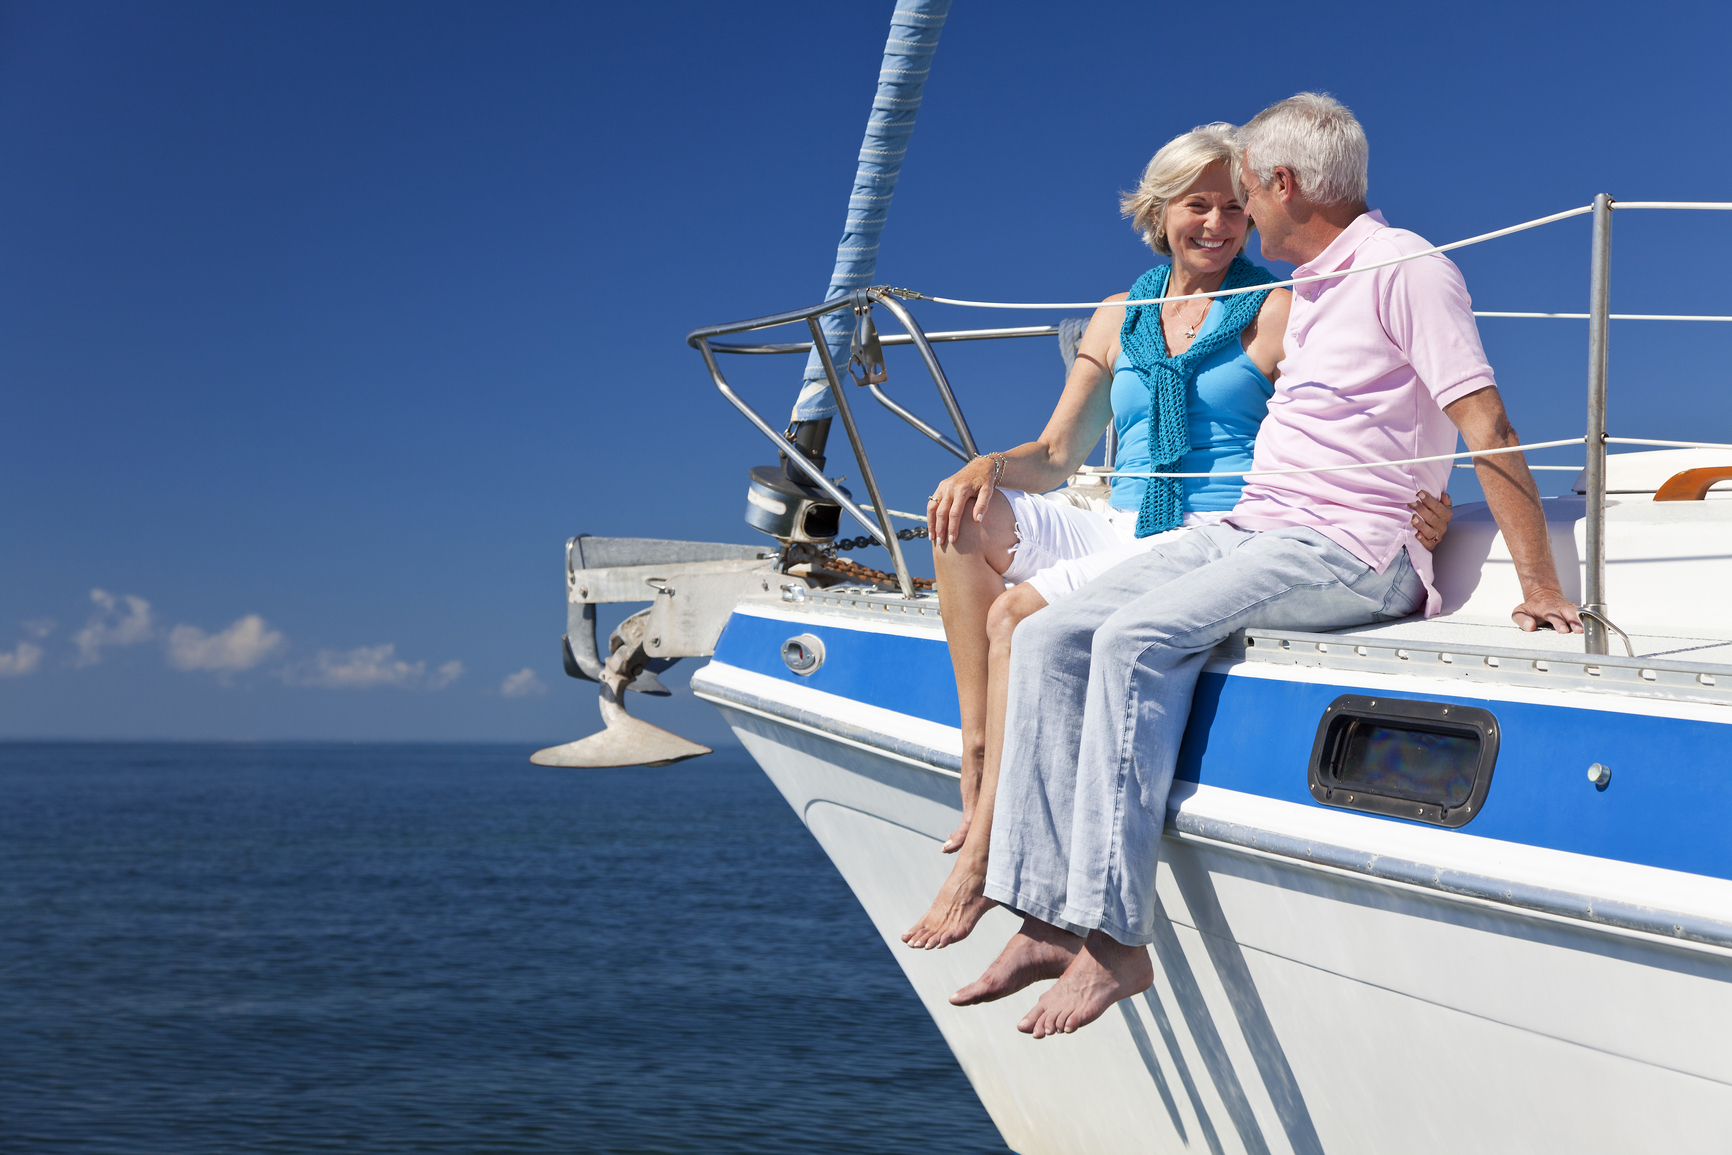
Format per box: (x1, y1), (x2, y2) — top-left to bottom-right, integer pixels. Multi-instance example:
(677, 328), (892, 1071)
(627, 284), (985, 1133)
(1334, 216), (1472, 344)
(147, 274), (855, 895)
(1257, 286), (1293, 318)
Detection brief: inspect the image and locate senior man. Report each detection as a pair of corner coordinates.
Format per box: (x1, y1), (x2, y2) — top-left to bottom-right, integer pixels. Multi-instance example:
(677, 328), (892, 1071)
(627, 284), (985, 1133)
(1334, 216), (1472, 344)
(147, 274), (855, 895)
(954, 92), (1582, 1038)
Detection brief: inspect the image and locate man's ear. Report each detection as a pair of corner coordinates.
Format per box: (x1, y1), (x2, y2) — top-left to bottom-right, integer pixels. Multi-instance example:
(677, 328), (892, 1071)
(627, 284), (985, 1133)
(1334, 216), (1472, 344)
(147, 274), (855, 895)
(1273, 166), (1298, 203)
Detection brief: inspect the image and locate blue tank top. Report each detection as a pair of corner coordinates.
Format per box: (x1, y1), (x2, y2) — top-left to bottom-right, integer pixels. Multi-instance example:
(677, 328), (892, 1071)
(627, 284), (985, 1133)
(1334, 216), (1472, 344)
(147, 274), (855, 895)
(1108, 303), (1274, 513)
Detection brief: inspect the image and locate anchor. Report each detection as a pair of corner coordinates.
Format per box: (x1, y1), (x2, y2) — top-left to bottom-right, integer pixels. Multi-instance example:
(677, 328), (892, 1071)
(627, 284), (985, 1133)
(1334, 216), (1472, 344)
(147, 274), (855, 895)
(531, 534), (804, 768)
(532, 607), (710, 767)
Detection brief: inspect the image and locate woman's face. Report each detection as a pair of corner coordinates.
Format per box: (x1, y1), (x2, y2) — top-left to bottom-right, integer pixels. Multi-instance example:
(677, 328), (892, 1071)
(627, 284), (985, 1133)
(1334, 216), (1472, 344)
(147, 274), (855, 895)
(1162, 161), (1248, 276)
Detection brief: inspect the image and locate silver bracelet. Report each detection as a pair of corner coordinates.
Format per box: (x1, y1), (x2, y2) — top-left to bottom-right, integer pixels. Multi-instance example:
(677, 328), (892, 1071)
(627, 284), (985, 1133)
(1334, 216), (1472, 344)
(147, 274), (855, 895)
(978, 452), (1006, 485)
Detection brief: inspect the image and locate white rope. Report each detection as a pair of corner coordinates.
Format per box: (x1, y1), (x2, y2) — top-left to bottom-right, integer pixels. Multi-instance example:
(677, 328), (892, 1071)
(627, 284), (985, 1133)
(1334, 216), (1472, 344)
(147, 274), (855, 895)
(1611, 201), (1732, 210)
(1605, 437), (1732, 452)
(920, 205), (1593, 311)
(1475, 312), (1732, 322)
(1456, 464), (1582, 470)
(1097, 437), (1585, 480)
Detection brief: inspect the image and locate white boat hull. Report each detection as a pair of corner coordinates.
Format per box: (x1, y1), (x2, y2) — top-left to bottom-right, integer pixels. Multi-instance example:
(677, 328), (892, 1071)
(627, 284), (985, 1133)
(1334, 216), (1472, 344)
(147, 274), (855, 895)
(709, 692), (1732, 1155)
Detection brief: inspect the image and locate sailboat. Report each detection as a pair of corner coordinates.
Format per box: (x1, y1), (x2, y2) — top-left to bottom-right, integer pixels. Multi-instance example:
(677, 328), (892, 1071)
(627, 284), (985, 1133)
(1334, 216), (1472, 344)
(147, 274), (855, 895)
(538, 3), (1732, 1150)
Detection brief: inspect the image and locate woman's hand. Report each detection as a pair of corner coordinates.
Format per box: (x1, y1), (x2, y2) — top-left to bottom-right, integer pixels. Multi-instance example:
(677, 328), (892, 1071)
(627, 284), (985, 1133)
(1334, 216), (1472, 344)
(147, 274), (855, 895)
(928, 454), (1002, 548)
(1408, 490), (1453, 551)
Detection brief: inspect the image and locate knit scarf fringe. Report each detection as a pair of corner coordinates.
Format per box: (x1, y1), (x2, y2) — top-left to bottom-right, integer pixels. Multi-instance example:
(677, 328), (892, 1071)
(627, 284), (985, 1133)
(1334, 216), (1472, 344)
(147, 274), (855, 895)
(1121, 255), (1278, 537)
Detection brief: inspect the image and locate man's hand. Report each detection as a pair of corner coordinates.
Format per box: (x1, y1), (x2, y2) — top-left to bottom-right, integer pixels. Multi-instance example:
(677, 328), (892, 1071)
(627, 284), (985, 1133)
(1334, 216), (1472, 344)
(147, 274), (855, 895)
(1512, 588), (1583, 634)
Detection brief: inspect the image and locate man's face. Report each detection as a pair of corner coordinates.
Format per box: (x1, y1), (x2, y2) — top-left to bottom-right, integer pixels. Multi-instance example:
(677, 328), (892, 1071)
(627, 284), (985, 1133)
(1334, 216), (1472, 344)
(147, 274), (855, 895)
(1239, 151), (1290, 261)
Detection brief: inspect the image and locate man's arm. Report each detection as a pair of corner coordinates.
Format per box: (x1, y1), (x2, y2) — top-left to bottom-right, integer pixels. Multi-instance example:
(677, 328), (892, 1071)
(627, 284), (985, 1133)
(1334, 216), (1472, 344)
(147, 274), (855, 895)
(1443, 386), (1583, 633)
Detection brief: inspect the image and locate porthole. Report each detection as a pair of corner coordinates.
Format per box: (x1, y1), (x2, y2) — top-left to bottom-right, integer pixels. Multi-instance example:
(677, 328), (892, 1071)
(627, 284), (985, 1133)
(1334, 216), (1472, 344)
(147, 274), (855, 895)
(1307, 695), (1498, 828)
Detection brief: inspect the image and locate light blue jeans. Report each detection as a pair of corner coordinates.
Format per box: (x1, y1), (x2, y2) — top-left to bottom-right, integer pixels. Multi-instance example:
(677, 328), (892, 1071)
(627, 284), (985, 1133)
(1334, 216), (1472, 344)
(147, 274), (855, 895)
(982, 524), (1424, 946)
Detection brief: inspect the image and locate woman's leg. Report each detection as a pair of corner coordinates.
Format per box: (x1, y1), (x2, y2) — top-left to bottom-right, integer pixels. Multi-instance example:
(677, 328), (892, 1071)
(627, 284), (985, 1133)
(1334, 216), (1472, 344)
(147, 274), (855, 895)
(928, 490), (1019, 853)
(903, 579), (1049, 949)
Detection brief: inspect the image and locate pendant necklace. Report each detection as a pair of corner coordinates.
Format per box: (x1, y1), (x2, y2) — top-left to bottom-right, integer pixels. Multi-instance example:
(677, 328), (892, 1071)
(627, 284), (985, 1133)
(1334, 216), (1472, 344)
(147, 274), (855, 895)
(1168, 297), (1208, 342)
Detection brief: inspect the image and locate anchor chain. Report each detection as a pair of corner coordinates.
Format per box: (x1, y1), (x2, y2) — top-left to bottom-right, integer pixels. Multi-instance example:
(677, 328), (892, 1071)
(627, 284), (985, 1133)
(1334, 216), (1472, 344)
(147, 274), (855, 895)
(776, 527), (935, 592)
(821, 524), (929, 557)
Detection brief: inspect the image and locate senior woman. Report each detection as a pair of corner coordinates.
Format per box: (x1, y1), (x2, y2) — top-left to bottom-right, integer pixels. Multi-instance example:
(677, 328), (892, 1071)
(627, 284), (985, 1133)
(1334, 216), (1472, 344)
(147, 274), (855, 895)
(901, 123), (1452, 951)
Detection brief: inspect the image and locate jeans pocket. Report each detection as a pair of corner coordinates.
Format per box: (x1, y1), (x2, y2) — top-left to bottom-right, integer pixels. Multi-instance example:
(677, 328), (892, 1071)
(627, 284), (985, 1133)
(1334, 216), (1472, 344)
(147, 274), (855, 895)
(1369, 548), (1425, 620)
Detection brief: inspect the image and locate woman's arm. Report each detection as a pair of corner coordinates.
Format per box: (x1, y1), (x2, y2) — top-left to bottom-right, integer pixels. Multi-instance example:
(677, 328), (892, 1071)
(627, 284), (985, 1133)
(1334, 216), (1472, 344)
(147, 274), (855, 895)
(928, 295), (1128, 546)
(1240, 287), (1292, 383)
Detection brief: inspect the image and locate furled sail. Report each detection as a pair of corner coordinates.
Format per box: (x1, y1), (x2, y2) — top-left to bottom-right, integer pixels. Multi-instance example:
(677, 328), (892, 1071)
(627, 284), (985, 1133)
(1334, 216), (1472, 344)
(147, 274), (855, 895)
(790, 0), (950, 422)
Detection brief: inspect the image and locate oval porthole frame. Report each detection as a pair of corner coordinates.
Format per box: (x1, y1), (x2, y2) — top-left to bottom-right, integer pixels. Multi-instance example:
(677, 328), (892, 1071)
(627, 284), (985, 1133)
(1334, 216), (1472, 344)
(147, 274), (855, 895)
(781, 634), (826, 677)
(1306, 694), (1499, 828)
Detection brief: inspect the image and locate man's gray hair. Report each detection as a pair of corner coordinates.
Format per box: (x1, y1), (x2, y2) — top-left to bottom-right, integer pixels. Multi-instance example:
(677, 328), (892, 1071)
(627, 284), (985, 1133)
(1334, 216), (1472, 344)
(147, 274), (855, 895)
(1238, 92), (1368, 208)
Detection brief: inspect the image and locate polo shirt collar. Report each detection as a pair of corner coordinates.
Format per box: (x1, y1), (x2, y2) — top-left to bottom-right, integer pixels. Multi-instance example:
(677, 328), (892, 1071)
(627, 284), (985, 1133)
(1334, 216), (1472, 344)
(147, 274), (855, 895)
(1295, 209), (1387, 276)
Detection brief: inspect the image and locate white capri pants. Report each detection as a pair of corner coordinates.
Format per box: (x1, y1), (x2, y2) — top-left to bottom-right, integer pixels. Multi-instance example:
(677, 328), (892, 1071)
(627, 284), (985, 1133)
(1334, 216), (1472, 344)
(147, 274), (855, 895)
(998, 488), (1230, 604)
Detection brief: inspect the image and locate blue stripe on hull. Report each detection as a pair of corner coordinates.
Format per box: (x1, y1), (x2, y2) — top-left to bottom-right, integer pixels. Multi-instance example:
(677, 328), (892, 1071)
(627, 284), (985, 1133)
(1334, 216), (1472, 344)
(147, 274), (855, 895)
(713, 612), (1732, 880)
(712, 611), (962, 727)
(1179, 671), (1732, 881)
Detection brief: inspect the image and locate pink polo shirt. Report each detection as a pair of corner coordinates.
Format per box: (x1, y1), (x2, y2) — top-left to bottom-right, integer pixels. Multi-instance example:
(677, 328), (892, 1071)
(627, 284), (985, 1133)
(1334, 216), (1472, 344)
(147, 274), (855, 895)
(1227, 210), (1496, 617)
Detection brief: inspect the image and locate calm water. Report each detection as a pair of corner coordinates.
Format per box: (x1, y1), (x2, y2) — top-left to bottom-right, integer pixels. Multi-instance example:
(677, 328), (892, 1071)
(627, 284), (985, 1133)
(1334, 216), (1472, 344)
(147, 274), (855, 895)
(0, 743), (1009, 1154)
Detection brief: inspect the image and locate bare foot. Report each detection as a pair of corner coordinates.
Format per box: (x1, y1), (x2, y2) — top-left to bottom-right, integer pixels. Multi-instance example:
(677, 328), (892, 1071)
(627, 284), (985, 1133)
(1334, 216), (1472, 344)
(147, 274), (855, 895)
(902, 852), (994, 949)
(950, 918), (1083, 1006)
(940, 812), (972, 854)
(1018, 930), (1153, 1039)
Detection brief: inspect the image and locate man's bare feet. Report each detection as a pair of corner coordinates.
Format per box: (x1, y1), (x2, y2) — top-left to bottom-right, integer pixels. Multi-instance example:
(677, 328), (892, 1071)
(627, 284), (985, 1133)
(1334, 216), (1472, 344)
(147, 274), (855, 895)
(1018, 929), (1153, 1039)
(902, 851), (994, 949)
(940, 812), (972, 854)
(950, 917), (1082, 1006)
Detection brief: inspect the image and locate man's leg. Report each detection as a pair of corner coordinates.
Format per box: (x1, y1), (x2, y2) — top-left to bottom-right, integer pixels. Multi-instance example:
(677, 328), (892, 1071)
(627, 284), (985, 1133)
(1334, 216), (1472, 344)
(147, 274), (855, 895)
(1021, 527), (1423, 1037)
(957, 528), (1241, 1005)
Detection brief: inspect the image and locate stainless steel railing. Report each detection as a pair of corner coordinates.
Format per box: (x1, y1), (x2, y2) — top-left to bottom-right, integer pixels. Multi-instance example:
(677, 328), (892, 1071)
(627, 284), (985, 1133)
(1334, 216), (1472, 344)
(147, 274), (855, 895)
(687, 287), (991, 598)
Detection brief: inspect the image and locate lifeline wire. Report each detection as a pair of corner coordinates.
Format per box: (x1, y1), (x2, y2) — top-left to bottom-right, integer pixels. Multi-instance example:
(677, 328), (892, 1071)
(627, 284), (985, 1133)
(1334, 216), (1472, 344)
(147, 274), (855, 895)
(1606, 436), (1732, 451)
(1099, 437), (1585, 480)
(916, 205), (1594, 311)
(1476, 312), (1732, 322)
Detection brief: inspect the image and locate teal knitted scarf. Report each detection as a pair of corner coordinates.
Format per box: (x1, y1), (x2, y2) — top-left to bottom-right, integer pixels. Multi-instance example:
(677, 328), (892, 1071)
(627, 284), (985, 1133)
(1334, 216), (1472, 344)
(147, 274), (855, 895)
(1120, 255), (1278, 536)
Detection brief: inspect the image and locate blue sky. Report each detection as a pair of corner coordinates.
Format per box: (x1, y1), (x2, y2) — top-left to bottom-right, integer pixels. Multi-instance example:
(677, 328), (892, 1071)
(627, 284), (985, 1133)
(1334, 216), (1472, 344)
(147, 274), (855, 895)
(4, 0), (1730, 743)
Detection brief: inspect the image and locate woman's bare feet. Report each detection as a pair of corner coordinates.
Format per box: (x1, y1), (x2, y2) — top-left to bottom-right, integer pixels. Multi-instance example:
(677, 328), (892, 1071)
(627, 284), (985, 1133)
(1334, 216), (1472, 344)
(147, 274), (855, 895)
(1017, 930), (1153, 1038)
(950, 917), (1083, 1005)
(940, 812), (973, 854)
(902, 851), (994, 949)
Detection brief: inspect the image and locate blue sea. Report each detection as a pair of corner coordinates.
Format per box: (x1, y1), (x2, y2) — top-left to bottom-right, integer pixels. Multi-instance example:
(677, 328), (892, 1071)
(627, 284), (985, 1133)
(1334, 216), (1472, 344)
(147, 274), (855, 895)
(0, 743), (1010, 1154)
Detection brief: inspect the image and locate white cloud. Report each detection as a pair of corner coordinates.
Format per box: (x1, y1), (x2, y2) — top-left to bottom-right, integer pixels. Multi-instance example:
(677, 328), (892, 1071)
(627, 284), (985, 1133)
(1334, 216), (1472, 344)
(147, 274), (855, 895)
(22, 619), (55, 640)
(500, 667), (546, 697)
(428, 660), (465, 689)
(0, 641), (43, 677)
(73, 590), (153, 666)
(167, 614), (286, 672)
(282, 644), (463, 690)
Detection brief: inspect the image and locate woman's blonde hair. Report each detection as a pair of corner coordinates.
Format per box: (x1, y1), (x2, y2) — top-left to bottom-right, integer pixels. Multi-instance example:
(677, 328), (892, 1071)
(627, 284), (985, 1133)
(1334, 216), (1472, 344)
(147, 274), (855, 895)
(1119, 123), (1243, 257)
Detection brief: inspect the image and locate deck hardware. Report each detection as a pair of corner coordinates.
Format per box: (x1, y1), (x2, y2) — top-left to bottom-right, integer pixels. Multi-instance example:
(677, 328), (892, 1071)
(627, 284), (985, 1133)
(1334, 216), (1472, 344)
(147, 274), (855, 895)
(1640, 668), (1656, 681)
(1700, 673), (1717, 686)
(781, 634), (826, 676)
(1397, 649), (1410, 660)
(1577, 606), (1635, 657)
(781, 584), (807, 603)
(1588, 762), (1612, 789)
(1440, 653), (1454, 664)
(1281, 639), (1292, 650)
(1587, 665), (1602, 676)
(1317, 643), (1330, 653)
(1534, 660), (1550, 672)
(1355, 645), (1369, 657)
(1583, 193), (1612, 655)
(1485, 655), (1500, 668)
